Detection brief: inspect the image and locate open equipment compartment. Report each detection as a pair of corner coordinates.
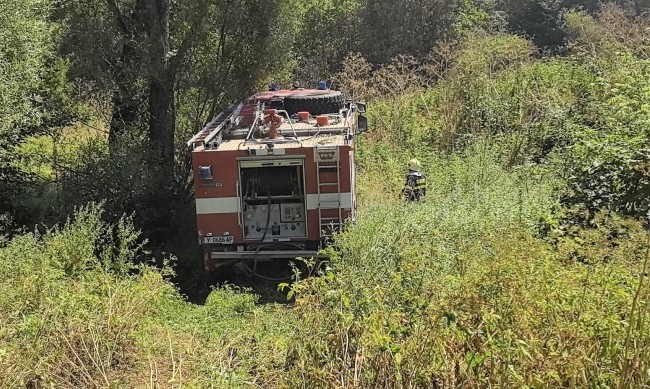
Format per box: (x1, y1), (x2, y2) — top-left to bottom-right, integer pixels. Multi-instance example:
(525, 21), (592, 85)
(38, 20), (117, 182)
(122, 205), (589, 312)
(239, 158), (307, 240)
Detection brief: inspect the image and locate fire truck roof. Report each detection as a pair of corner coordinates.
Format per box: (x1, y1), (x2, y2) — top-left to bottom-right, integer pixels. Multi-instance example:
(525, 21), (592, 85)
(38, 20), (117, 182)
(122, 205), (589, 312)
(188, 88), (358, 152)
(193, 134), (348, 152)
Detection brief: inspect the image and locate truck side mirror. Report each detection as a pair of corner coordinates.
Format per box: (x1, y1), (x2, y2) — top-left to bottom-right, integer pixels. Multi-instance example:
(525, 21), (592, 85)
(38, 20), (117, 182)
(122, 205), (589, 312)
(357, 114), (368, 133)
(356, 102), (366, 113)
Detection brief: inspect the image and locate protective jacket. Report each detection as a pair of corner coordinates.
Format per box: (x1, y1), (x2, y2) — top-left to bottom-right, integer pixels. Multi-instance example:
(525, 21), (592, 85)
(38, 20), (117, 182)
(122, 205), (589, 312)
(402, 171), (426, 201)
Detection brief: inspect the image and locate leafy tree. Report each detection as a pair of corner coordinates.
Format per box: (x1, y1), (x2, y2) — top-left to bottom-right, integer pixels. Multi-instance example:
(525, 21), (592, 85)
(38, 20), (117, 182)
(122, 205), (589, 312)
(292, 0), (362, 81)
(50, 0), (303, 240)
(59, 0), (300, 175)
(0, 0), (75, 218)
(357, 0), (461, 64)
(0, 0), (50, 134)
(495, 0), (650, 50)
(59, 0), (184, 174)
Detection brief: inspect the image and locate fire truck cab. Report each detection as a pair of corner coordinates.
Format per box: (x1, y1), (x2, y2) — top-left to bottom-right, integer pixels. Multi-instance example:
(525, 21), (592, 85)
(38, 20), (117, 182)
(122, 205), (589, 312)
(187, 87), (367, 272)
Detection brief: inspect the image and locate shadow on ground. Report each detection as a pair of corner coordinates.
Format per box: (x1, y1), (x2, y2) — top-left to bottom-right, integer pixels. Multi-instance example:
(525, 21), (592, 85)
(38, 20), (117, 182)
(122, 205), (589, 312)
(175, 258), (307, 305)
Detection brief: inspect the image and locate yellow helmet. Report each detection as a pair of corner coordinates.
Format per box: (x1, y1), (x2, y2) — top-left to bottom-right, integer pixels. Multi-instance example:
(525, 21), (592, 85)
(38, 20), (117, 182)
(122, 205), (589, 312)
(408, 158), (421, 171)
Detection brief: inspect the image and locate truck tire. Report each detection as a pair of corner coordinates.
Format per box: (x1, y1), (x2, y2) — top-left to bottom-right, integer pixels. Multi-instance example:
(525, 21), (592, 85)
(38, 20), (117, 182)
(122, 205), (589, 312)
(283, 91), (345, 115)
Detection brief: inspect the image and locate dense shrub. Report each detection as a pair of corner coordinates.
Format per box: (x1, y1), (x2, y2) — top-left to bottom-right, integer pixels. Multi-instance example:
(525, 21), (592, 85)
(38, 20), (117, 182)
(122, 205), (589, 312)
(555, 10), (650, 222)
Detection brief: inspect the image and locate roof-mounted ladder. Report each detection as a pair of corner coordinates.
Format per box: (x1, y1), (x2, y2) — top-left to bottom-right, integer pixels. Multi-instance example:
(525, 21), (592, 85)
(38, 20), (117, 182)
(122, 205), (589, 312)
(187, 102), (243, 149)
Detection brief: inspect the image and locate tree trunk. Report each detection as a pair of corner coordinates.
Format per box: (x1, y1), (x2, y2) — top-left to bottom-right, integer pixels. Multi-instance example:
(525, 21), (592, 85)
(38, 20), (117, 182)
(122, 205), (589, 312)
(145, 0), (175, 179)
(148, 71), (175, 176)
(107, 0), (147, 151)
(108, 91), (138, 147)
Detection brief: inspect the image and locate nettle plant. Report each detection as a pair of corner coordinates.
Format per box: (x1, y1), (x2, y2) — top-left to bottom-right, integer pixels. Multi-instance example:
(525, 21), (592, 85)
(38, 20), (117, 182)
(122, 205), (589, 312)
(565, 140), (650, 221)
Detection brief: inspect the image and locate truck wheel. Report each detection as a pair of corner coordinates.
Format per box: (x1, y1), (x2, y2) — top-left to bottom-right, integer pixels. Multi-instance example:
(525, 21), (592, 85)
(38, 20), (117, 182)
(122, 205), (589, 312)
(283, 91), (345, 115)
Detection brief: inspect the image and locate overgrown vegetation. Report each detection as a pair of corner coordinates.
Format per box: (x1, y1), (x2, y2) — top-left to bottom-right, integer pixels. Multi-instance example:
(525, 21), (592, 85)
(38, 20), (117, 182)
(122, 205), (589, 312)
(281, 8), (650, 386)
(0, 205), (295, 387)
(286, 144), (650, 387)
(3, 1), (650, 387)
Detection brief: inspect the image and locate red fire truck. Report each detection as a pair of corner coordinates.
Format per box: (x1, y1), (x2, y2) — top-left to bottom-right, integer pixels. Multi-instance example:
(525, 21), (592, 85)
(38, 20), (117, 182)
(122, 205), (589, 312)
(187, 86), (367, 273)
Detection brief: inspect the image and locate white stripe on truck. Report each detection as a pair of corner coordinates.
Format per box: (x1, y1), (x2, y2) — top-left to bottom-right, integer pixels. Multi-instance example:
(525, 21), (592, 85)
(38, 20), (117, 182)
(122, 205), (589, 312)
(195, 193), (353, 215)
(196, 197), (240, 214)
(306, 193), (353, 210)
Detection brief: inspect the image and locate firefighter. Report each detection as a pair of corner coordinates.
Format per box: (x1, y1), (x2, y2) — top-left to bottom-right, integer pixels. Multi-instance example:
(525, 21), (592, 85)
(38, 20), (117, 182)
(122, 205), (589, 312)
(402, 158), (427, 202)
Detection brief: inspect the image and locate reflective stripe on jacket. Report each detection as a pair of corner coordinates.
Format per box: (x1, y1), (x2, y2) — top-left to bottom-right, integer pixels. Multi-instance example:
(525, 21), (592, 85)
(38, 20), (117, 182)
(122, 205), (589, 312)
(403, 172), (426, 201)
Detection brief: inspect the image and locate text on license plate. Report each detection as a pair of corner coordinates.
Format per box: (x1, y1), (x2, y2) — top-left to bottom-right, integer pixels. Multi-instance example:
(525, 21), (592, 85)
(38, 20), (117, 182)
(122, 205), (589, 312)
(203, 236), (234, 244)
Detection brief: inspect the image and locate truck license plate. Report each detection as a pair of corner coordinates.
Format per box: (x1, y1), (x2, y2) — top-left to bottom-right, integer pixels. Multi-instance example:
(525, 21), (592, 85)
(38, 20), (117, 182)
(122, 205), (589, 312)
(203, 236), (234, 244)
